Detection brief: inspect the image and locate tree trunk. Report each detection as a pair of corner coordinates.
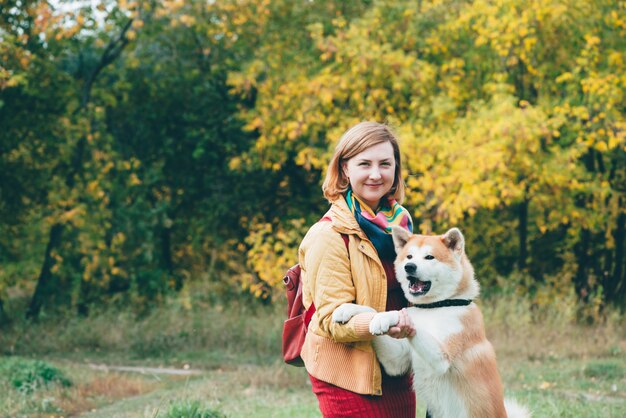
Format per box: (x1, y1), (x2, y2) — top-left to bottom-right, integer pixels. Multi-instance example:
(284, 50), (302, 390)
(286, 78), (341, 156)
(518, 198), (529, 270)
(0, 297), (6, 326)
(161, 223), (179, 290)
(574, 228), (591, 302)
(27, 223), (64, 319)
(609, 205), (625, 309)
(77, 275), (92, 317)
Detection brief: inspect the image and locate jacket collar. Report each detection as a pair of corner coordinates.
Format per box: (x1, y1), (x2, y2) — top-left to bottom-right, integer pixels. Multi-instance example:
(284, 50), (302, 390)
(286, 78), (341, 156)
(328, 197), (367, 239)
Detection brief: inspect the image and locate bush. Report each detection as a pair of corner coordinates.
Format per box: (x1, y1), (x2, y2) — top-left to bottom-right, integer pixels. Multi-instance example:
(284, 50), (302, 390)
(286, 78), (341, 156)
(0, 357), (71, 393)
(584, 361), (625, 380)
(160, 399), (224, 418)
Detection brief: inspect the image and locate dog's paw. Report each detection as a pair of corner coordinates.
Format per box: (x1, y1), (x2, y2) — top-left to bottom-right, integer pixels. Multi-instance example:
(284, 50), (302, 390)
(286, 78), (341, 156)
(332, 303), (375, 324)
(369, 311), (400, 335)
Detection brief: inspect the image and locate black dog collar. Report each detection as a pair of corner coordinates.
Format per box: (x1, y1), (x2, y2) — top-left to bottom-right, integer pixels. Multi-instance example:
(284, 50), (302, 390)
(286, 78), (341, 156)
(413, 299), (473, 309)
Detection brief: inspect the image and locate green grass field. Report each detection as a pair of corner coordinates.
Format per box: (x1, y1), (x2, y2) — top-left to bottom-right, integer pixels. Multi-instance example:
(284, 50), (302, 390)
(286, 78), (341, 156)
(0, 294), (624, 417)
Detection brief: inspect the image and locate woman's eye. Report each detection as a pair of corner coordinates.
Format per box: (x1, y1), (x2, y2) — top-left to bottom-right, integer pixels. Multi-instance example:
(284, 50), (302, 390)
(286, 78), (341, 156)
(425, 255), (435, 260)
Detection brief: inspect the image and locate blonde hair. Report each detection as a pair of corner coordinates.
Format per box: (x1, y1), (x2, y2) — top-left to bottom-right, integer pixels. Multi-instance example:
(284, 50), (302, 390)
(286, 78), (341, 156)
(322, 121), (405, 203)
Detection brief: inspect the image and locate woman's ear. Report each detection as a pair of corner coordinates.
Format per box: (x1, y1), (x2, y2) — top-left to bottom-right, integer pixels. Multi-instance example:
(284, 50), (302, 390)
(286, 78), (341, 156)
(341, 161), (349, 179)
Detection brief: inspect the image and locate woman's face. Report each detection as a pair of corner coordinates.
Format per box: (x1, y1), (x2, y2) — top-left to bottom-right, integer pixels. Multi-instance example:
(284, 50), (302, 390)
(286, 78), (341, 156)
(343, 141), (396, 210)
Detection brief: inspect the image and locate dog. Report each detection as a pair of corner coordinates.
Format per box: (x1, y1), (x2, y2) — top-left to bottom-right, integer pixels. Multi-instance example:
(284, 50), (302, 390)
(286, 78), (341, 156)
(332, 227), (530, 418)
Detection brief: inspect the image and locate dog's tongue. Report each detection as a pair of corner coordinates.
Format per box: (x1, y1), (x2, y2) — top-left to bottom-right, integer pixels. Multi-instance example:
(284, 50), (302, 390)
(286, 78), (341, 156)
(410, 280), (428, 293)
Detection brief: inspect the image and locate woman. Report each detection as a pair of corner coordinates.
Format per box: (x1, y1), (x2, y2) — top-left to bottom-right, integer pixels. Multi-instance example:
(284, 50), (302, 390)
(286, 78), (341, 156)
(299, 121), (417, 417)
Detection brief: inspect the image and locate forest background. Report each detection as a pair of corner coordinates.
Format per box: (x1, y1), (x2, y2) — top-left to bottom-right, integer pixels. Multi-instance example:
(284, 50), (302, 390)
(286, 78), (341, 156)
(2, 0), (625, 321)
(1, 0), (626, 416)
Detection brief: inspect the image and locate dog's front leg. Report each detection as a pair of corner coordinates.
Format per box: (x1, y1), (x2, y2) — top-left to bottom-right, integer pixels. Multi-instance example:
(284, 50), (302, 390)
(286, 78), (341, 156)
(408, 328), (450, 375)
(332, 303), (376, 324)
(372, 336), (412, 376)
(369, 311), (412, 376)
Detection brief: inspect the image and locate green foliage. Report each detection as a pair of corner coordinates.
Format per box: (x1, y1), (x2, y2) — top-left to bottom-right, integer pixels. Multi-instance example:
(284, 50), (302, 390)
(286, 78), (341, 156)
(0, 0), (625, 320)
(0, 357), (71, 393)
(159, 399), (224, 418)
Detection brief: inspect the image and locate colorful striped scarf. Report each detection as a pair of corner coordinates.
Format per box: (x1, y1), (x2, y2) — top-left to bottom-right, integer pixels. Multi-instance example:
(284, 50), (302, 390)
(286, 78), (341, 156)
(345, 190), (413, 261)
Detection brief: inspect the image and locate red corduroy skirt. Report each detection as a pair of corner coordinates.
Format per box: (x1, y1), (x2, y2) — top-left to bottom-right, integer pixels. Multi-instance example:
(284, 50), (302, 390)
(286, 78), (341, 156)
(309, 372), (416, 418)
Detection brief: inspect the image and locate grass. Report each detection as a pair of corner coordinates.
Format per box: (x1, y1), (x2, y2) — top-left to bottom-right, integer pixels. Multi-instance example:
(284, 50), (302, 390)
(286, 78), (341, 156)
(158, 399), (225, 418)
(0, 357), (159, 417)
(0, 289), (624, 417)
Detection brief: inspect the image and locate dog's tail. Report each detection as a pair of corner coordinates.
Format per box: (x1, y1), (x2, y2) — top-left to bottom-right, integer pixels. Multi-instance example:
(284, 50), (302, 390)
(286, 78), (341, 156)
(504, 398), (531, 418)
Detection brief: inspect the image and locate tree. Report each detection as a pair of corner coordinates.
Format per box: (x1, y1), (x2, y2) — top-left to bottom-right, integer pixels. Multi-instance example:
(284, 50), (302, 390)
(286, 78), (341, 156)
(231, 0), (626, 309)
(16, 1), (139, 318)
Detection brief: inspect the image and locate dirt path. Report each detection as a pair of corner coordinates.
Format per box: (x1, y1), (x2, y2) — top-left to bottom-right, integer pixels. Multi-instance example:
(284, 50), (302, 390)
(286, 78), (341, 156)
(88, 363), (204, 376)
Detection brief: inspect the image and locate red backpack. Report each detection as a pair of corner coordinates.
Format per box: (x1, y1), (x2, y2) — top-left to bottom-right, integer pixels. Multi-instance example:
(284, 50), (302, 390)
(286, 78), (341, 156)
(281, 217), (349, 366)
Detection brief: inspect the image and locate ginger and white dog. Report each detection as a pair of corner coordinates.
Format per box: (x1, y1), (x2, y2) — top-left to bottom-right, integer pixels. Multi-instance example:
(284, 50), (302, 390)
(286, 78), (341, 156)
(333, 227), (530, 418)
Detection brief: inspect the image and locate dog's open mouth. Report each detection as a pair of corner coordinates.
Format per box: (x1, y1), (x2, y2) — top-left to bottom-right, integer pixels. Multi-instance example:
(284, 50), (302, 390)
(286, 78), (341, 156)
(408, 276), (431, 295)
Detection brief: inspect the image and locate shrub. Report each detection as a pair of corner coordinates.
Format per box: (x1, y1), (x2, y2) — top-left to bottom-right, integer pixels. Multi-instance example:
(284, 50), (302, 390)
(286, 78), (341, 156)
(0, 357), (71, 393)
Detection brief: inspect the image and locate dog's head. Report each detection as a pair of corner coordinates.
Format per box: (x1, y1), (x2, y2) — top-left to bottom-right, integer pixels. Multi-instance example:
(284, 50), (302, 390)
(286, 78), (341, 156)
(391, 227), (479, 305)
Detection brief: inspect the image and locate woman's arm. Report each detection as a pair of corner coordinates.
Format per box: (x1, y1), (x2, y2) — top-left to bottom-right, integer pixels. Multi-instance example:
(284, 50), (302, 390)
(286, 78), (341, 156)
(300, 223), (376, 343)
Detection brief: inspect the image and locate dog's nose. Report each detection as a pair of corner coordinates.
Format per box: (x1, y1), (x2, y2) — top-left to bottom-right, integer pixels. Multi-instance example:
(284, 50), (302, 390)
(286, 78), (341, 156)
(404, 263), (417, 274)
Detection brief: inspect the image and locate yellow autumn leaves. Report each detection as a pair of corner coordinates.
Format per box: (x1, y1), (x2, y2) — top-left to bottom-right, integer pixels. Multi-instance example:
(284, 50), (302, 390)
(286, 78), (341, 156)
(230, 0), (625, 299)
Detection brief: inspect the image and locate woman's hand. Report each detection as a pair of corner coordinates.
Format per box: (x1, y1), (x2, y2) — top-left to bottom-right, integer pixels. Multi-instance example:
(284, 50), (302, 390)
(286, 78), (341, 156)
(387, 308), (416, 339)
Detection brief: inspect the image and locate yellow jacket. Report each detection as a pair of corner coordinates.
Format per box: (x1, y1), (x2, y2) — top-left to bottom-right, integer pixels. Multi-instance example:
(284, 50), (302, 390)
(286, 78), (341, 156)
(299, 197), (388, 395)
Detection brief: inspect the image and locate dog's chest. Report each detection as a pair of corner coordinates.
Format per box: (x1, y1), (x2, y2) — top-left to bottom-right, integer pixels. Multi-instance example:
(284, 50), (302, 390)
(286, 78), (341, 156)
(407, 306), (465, 341)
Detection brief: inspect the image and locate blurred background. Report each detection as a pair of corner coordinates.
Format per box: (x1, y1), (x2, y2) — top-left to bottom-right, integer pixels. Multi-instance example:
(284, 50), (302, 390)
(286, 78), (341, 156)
(0, 1), (625, 417)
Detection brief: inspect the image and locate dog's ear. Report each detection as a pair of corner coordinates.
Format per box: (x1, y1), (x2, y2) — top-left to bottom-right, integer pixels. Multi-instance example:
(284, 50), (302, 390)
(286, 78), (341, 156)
(391, 226), (412, 251)
(442, 228), (464, 257)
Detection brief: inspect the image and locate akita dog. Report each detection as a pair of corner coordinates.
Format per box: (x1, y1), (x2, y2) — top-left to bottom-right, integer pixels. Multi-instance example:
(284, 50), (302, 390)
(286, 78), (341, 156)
(333, 227), (530, 418)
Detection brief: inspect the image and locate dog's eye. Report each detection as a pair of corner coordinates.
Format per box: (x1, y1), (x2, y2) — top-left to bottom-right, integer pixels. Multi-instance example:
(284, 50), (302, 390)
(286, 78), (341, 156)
(425, 255), (435, 260)
(407, 254), (413, 259)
